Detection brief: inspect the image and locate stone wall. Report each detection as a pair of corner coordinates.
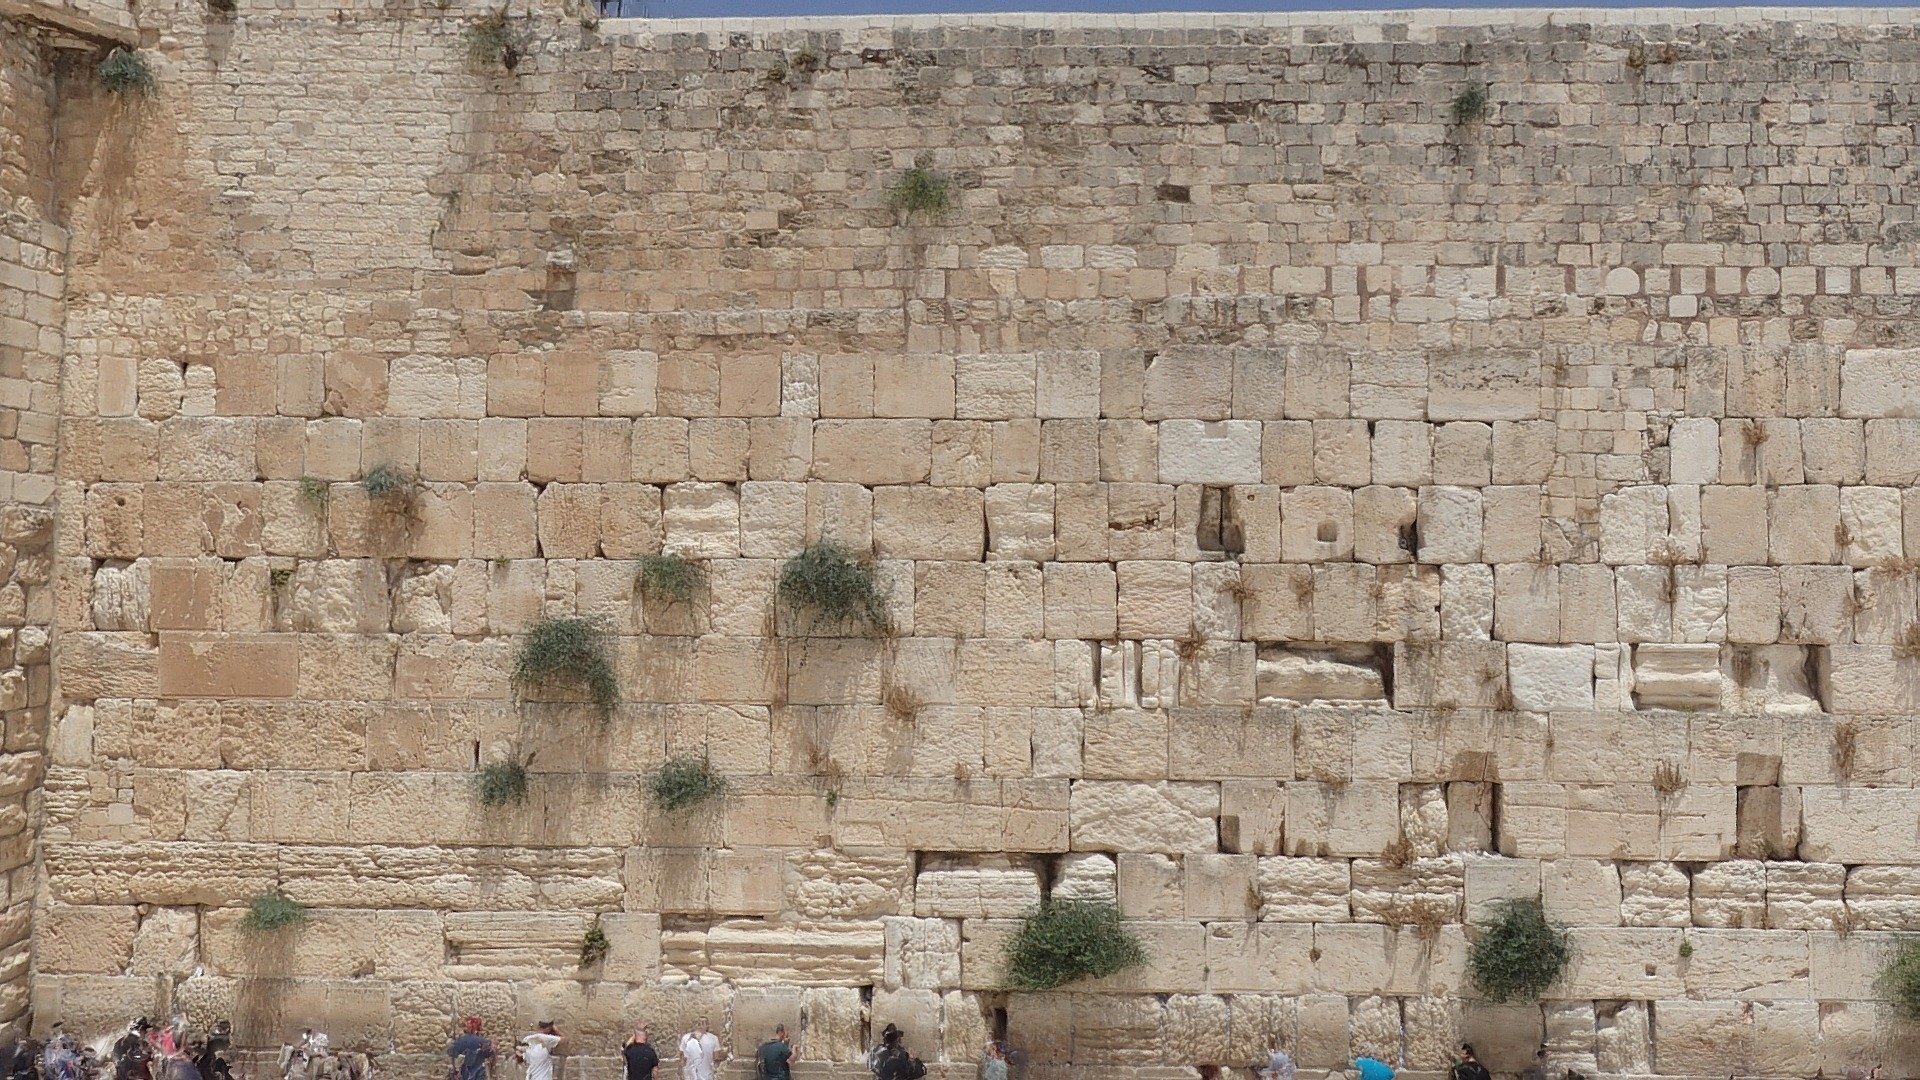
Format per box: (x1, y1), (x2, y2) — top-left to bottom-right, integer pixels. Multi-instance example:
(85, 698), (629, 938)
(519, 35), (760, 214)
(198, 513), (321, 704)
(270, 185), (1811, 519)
(0, 7), (92, 1035)
(30, 4), (1920, 1077)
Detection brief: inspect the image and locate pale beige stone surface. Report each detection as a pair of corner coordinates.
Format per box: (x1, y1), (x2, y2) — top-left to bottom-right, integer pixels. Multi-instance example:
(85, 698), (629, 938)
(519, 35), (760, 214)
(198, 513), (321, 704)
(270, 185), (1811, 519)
(9, 6), (1920, 1075)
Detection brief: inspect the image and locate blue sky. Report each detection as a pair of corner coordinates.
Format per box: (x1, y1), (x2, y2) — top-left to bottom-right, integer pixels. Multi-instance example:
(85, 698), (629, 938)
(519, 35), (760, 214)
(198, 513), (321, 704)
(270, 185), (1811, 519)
(634, 0), (1882, 14)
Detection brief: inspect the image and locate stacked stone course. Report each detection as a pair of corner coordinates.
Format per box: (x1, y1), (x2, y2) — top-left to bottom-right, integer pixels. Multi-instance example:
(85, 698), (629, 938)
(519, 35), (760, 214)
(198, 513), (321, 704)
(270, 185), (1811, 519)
(13, 3), (1920, 1077)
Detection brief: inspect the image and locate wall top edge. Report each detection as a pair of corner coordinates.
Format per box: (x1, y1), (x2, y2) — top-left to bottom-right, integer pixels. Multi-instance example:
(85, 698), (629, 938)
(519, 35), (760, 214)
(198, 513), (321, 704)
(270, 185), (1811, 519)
(597, 6), (1920, 38)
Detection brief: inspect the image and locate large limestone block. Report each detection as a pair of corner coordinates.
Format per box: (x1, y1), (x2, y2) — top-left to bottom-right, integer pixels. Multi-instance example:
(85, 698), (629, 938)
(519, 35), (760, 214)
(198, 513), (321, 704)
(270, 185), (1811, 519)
(882, 916), (962, 990)
(282, 845), (624, 910)
(1350, 856), (1464, 927)
(811, 420), (932, 485)
(1312, 923), (1468, 997)
(1284, 781), (1397, 857)
(1429, 350), (1539, 421)
(47, 841), (278, 905)
(1204, 923), (1311, 993)
(914, 856), (1042, 919)
(1654, 1000), (1819, 1077)
(128, 906), (198, 976)
(666, 919), (883, 986)
(1632, 643), (1724, 710)
(1681, 928), (1810, 1000)
(1691, 860), (1766, 928)
(1619, 862), (1692, 927)
(1069, 781), (1217, 853)
(1560, 927), (1684, 998)
(1255, 645), (1387, 705)
(1841, 348), (1920, 417)
(832, 778), (1066, 852)
(1767, 861), (1845, 930)
(444, 911), (591, 980)
(1844, 865), (1920, 929)
(1463, 856), (1540, 921)
(30, 976), (166, 1041)
(1184, 853), (1256, 920)
(1256, 857), (1351, 922)
(780, 847), (913, 919)
(1802, 787), (1920, 863)
(1540, 860), (1620, 927)
(1052, 852), (1118, 904)
(1417, 486), (1482, 564)
(1159, 420), (1261, 484)
(1160, 992), (1231, 1068)
(35, 904), (137, 974)
(157, 634), (298, 698)
(1506, 644), (1594, 712)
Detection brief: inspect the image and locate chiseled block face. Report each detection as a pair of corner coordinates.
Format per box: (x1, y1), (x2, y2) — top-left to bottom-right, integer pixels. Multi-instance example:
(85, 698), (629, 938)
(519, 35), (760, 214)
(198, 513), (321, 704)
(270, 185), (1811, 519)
(12, 7), (1920, 1077)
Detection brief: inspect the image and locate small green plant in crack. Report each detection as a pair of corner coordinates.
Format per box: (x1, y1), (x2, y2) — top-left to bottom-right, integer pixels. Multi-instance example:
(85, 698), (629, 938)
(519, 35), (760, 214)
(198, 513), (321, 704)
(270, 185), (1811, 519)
(360, 464), (413, 501)
(240, 891), (309, 932)
(269, 566), (295, 595)
(513, 616), (619, 715)
(638, 552), (705, 605)
(98, 48), (156, 97)
(1450, 84), (1491, 125)
(476, 759), (529, 808)
(492, 555), (513, 569)
(791, 45), (821, 72)
(779, 542), (889, 634)
(580, 920), (611, 966)
(467, 11), (521, 71)
(887, 166), (951, 216)
(649, 756), (728, 814)
(1468, 899), (1569, 1003)
(1880, 936), (1920, 1018)
(296, 475), (330, 510)
(207, 0), (237, 15)
(1004, 900), (1147, 990)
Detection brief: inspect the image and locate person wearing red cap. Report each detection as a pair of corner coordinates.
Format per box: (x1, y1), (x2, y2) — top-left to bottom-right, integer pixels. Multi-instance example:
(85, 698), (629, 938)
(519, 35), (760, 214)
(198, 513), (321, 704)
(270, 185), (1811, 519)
(448, 1019), (494, 1080)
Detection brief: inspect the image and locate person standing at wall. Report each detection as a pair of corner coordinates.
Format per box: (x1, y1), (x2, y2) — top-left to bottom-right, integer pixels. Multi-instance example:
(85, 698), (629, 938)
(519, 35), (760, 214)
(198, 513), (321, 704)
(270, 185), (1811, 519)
(448, 1019), (495, 1080)
(676, 1020), (721, 1080)
(519, 1024), (561, 1080)
(621, 1027), (657, 1080)
(979, 1042), (1008, 1080)
(753, 1025), (793, 1080)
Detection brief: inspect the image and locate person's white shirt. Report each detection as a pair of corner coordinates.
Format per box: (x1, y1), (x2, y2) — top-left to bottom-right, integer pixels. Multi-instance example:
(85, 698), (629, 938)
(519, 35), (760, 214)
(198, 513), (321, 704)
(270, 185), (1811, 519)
(520, 1034), (561, 1080)
(677, 1032), (718, 1080)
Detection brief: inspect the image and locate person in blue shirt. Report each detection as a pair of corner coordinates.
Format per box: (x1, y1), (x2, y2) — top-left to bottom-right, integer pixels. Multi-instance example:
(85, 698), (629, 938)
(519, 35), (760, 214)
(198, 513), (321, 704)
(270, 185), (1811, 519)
(447, 1019), (494, 1080)
(1356, 1057), (1397, 1080)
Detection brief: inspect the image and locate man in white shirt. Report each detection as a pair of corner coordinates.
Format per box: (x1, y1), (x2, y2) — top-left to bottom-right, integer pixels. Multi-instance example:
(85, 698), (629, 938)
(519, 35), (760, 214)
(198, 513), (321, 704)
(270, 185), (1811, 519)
(519, 1023), (562, 1080)
(677, 1020), (722, 1080)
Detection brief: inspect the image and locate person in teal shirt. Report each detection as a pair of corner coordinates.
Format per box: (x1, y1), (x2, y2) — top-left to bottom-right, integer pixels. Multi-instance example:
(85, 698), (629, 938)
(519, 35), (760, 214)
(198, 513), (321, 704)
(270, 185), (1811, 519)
(755, 1025), (794, 1080)
(1356, 1057), (1397, 1080)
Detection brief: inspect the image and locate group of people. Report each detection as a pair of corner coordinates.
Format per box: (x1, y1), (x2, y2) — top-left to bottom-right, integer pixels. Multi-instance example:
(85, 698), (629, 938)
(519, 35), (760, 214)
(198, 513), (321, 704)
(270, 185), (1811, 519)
(0, 1019), (235, 1080)
(450, 1016), (980, 1080)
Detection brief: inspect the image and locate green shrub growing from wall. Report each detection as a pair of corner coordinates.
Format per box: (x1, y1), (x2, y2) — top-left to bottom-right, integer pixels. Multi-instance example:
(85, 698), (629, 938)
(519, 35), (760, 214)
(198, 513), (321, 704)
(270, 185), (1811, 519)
(1880, 937), (1920, 1018)
(1468, 899), (1568, 1002)
(476, 760), (530, 807)
(98, 49), (156, 96)
(1451, 84), (1491, 124)
(887, 167), (950, 215)
(649, 756), (728, 814)
(638, 552), (704, 605)
(581, 920), (611, 966)
(1005, 900), (1147, 990)
(241, 892), (309, 932)
(513, 616), (619, 715)
(779, 542), (888, 634)
(467, 12), (521, 71)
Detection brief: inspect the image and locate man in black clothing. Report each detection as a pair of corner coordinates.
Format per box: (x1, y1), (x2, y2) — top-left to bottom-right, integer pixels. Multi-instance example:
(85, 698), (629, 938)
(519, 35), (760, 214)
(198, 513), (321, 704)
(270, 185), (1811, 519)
(1451, 1045), (1492, 1080)
(871, 1028), (925, 1080)
(620, 1026), (657, 1080)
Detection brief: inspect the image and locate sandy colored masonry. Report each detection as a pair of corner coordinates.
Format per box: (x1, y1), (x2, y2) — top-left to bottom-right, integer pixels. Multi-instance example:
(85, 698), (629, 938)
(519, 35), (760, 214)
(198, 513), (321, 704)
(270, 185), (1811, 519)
(5, 2), (1920, 1076)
